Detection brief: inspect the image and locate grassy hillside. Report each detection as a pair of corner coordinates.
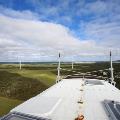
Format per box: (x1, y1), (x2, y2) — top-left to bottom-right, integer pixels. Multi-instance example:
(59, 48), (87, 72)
(0, 63), (57, 116)
(0, 97), (22, 116)
(0, 71), (48, 100)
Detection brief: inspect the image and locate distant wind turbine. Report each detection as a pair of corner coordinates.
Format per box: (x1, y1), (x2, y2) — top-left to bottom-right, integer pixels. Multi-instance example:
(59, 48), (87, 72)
(72, 58), (74, 69)
(19, 60), (22, 70)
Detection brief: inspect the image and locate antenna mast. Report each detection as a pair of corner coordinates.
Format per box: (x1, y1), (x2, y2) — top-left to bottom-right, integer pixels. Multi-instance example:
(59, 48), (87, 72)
(56, 52), (61, 83)
(109, 51), (115, 86)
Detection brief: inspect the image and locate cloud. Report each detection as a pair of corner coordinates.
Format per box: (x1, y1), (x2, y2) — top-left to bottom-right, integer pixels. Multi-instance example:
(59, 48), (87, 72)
(83, 18), (120, 48)
(0, 4), (119, 61)
(0, 5), (39, 20)
(0, 9), (102, 61)
(76, 0), (120, 17)
(75, 0), (120, 51)
(84, 1), (107, 15)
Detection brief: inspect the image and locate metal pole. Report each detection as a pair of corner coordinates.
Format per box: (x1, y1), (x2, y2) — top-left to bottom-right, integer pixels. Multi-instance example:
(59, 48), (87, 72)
(58, 53), (60, 77)
(110, 51), (115, 85)
(56, 53), (61, 83)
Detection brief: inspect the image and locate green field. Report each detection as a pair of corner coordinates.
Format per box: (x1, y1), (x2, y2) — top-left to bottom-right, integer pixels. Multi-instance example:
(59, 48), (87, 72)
(0, 97), (22, 116)
(0, 62), (120, 116)
(0, 63), (57, 116)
